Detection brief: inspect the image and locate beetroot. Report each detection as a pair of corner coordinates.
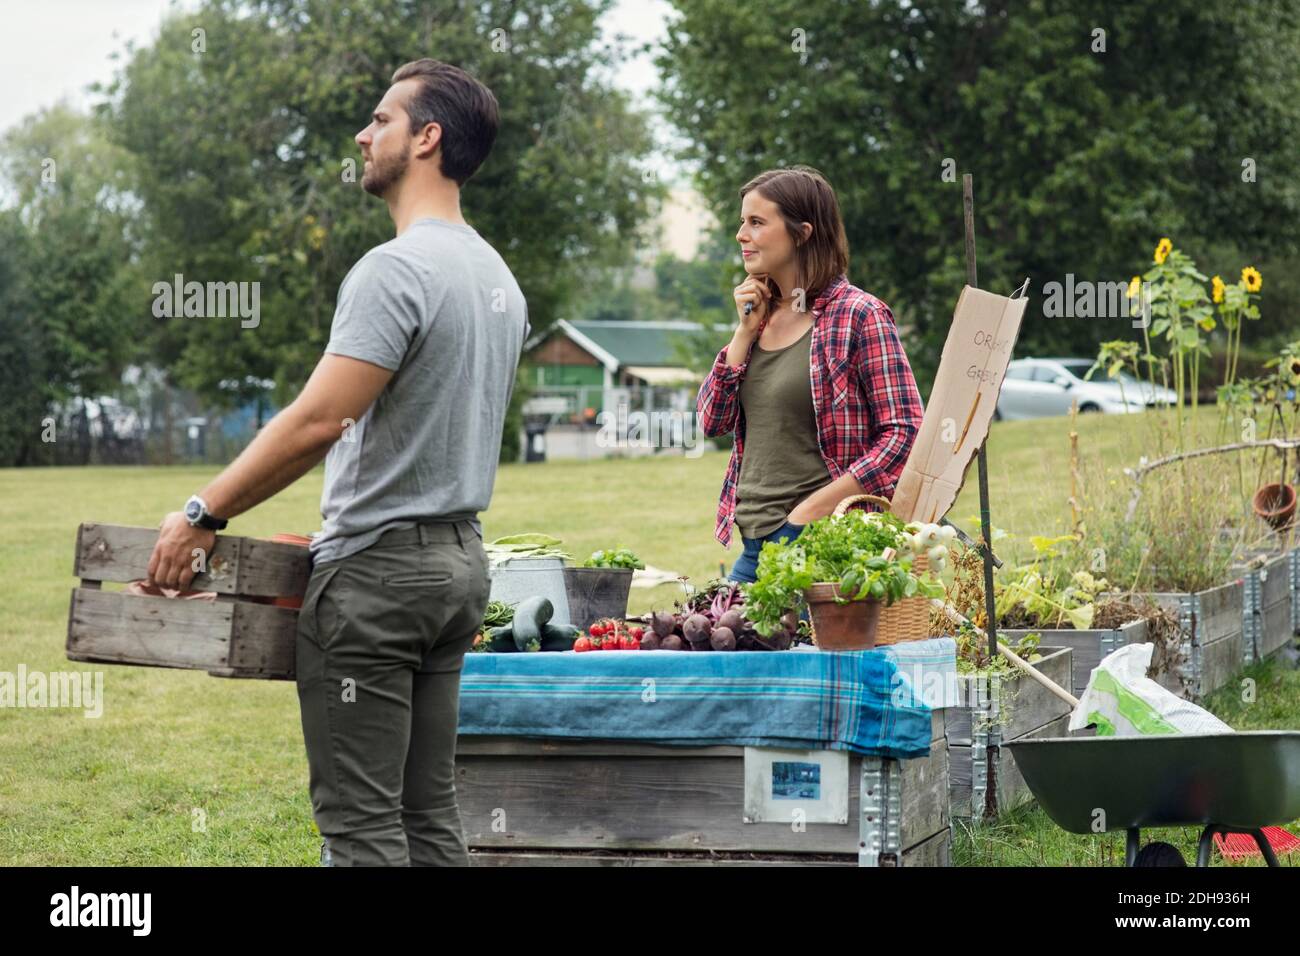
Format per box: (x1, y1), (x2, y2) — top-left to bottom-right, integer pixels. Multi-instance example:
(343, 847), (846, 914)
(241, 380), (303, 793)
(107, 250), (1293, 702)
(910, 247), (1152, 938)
(651, 611), (677, 638)
(716, 609), (745, 633)
(660, 635), (684, 651)
(682, 613), (712, 644)
(639, 632), (661, 651)
(710, 626), (736, 651)
(780, 610), (800, 634)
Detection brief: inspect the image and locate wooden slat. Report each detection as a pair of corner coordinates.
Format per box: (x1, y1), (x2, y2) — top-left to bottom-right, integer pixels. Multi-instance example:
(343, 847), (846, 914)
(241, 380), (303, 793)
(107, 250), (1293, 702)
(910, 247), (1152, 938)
(1199, 581), (1244, 644)
(943, 646), (1071, 745)
(467, 831), (953, 867)
(987, 714), (1072, 814)
(1001, 623), (1146, 698)
(74, 523), (310, 598)
(1260, 602), (1295, 659)
(902, 826), (950, 867)
(67, 587), (233, 670)
(1003, 647), (1071, 739)
(457, 737), (744, 759)
(227, 602), (298, 679)
(469, 850), (855, 867)
(1198, 630), (1243, 698)
(66, 587), (297, 678)
(900, 737), (949, 849)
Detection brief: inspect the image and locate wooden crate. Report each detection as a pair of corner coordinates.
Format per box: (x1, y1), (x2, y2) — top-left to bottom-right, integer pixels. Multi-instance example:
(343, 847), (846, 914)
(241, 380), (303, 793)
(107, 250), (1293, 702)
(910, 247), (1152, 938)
(66, 523), (308, 679)
(946, 646), (1074, 819)
(457, 708), (952, 867)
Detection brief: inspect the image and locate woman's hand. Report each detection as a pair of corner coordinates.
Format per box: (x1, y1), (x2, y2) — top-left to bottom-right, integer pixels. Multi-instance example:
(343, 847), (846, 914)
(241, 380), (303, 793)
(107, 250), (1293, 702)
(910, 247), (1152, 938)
(733, 273), (773, 333)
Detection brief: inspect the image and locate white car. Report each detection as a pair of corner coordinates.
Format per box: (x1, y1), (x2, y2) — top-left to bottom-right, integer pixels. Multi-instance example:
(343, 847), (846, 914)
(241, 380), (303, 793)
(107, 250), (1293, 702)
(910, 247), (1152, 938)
(996, 358), (1177, 420)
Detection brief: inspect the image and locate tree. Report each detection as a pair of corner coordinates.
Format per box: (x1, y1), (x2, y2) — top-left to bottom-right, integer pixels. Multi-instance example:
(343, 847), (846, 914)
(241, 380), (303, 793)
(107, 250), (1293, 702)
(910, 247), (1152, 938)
(0, 105), (144, 464)
(102, 0), (663, 409)
(656, 0), (1300, 390)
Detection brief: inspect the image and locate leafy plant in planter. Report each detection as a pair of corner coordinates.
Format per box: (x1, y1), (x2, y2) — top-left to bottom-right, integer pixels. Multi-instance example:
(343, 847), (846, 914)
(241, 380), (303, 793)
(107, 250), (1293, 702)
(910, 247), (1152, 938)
(582, 547), (645, 570)
(994, 533), (1111, 631)
(742, 510), (946, 640)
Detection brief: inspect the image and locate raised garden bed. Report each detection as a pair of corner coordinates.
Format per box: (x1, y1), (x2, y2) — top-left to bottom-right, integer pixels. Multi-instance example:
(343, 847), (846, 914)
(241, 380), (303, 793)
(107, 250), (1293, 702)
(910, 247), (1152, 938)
(945, 645), (1075, 819)
(1234, 549), (1293, 664)
(1137, 580), (1244, 701)
(456, 708), (952, 867)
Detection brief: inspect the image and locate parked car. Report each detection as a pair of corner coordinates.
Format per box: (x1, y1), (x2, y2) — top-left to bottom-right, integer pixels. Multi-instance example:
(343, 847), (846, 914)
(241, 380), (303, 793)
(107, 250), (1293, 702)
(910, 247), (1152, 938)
(996, 358), (1177, 420)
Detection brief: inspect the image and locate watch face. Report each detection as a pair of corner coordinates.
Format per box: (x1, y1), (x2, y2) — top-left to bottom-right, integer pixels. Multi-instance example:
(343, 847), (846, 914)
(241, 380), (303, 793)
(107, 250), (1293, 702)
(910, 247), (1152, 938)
(185, 499), (202, 522)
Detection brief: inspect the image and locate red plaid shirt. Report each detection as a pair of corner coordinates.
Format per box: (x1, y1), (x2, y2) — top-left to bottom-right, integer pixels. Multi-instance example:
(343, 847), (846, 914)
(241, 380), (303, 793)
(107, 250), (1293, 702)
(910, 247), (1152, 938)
(697, 275), (924, 547)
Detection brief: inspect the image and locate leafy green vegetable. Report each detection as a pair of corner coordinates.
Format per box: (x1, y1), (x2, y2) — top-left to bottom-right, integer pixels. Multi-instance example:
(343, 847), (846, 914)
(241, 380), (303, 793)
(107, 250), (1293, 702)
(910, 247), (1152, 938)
(582, 547), (645, 570)
(484, 533), (570, 566)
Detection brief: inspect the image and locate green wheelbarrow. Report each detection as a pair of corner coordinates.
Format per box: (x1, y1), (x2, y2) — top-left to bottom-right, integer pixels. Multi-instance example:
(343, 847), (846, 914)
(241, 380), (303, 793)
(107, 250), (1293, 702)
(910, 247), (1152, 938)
(1006, 732), (1300, 866)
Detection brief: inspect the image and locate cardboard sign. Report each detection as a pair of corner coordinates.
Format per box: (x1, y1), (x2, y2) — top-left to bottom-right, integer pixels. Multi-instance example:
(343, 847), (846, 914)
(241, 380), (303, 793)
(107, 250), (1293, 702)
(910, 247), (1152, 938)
(890, 285), (1028, 523)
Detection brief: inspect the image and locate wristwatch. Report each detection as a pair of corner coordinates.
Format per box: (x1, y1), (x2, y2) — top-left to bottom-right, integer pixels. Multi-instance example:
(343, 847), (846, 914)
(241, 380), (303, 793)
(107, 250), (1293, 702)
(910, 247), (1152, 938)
(184, 495), (228, 531)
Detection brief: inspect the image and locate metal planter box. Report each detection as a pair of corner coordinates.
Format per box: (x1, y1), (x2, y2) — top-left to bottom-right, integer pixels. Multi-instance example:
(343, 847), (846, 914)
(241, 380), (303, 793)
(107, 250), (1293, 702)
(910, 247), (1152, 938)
(458, 708), (952, 867)
(945, 646), (1074, 820)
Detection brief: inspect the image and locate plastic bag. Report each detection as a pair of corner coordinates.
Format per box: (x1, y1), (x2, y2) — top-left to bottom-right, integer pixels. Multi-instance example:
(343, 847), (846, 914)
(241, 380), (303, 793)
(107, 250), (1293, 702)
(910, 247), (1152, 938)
(1068, 642), (1232, 736)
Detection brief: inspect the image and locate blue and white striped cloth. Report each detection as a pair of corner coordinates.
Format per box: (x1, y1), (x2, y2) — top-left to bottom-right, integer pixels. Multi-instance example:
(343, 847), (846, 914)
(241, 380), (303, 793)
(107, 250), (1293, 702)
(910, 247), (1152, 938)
(458, 637), (956, 758)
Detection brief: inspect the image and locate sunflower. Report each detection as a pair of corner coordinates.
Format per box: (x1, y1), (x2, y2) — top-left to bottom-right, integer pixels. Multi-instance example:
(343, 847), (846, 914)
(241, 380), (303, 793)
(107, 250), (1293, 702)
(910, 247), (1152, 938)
(1127, 275), (1141, 299)
(1242, 266), (1262, 293)
(1290, 358), (1300, 380)
(1154, 238), (1172, 265)
(1212, 275), (1225, 303)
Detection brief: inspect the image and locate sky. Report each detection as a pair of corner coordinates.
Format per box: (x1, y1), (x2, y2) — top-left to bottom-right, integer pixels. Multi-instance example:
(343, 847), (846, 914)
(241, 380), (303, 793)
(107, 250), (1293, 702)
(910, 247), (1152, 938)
(0, 0), (680, 173)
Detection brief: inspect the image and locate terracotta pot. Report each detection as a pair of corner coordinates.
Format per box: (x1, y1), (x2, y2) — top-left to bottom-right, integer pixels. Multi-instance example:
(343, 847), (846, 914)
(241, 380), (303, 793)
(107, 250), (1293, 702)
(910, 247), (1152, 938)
(1252, 483), (1297, 532)
(806, 583), (882, 651)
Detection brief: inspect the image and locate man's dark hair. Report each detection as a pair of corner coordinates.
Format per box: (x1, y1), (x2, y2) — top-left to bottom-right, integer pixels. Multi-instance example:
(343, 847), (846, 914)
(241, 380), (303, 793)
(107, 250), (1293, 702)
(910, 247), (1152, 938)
(391, 59), (500, 186)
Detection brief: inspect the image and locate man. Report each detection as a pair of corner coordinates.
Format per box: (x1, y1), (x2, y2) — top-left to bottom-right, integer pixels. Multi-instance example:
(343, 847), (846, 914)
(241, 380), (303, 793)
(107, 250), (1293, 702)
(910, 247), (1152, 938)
(147, 59), (529, 866)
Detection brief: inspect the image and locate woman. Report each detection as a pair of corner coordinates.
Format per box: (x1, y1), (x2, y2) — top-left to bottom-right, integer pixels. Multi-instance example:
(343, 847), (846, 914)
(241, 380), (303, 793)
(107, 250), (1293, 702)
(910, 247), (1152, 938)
(696, 165), (924, 583)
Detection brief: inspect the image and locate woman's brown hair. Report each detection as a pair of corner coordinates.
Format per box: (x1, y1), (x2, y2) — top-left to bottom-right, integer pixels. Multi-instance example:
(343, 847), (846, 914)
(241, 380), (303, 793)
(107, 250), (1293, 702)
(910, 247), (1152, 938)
(739, 165), (850, 302)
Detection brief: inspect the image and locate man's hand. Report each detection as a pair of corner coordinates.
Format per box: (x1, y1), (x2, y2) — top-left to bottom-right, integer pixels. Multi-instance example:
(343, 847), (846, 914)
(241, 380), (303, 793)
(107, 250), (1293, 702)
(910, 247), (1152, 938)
(147, 512), (217, 592)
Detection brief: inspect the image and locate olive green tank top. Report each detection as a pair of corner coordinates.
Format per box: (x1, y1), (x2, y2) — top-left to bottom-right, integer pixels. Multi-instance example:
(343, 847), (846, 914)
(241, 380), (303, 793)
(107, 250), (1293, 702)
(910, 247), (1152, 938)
(734, 325), (833, 539)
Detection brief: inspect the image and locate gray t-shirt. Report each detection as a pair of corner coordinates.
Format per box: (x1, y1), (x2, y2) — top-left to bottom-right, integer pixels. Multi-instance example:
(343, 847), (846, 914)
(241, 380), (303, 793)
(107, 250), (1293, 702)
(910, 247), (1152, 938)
(310, 218), (529, 563)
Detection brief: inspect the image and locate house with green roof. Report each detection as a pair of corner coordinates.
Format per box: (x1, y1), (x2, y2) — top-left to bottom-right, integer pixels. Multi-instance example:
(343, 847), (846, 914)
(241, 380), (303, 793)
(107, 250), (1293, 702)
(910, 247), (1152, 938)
(520, 319), (722, 459)
(526, 319), (706, 390)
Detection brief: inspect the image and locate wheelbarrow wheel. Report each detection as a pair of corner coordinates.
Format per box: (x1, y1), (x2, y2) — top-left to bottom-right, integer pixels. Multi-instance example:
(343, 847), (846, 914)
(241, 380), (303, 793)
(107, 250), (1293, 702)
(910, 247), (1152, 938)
(1133, 841), (1187, 867)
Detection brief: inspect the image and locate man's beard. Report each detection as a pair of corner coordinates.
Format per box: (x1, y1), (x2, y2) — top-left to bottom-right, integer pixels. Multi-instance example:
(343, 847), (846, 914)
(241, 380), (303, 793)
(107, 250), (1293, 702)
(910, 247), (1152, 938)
(361, 145), (410, 197)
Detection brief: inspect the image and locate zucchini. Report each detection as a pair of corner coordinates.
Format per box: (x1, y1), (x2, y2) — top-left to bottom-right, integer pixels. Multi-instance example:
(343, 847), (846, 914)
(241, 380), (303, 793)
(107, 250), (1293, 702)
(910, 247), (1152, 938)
(538, 623), (580, 652)
(511, 596), (554, 649)
(487, 624), (519, 653)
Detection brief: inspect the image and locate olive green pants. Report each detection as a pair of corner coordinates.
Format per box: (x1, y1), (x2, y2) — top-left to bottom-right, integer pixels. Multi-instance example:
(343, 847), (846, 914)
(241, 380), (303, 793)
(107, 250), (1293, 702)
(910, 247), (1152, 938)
(295, 520), (489, 866)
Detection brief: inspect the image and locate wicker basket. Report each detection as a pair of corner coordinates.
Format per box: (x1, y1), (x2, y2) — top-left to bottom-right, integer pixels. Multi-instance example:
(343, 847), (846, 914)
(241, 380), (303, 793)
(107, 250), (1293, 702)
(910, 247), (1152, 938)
(827, 493), (931, 646)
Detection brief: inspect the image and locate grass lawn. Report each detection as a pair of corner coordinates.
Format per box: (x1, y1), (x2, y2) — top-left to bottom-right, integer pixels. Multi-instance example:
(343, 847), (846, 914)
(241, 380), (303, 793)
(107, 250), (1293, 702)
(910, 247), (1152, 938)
(1, 406), (1296, 865)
